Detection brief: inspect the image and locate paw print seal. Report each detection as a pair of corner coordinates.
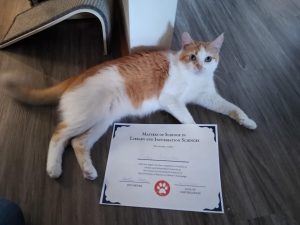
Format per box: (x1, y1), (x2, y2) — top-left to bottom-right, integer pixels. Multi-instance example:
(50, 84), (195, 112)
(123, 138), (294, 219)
(154, 180), (171, 196)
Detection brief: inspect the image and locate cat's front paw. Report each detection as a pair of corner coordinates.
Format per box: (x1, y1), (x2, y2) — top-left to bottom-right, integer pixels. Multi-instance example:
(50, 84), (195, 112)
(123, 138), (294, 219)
(240, 118), (257, 130)
(229, 111), (257, 130)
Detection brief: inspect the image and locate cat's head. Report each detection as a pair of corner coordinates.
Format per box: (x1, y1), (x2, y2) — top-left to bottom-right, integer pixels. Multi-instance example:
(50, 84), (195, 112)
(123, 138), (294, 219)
(179, 32), (224, 74)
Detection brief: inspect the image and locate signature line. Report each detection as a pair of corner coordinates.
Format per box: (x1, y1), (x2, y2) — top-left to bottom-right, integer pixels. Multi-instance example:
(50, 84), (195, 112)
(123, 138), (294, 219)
(137, 158), (189, 163)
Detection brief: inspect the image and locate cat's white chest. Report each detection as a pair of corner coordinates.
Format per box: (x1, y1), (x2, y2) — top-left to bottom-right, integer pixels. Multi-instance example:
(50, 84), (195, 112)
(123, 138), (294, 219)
(162, 63), (214, 103)
(162, 65), (189, 96)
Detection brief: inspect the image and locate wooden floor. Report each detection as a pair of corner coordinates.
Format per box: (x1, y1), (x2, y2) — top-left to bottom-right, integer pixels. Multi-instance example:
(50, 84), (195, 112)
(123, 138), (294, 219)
(0, 0), (299, 225)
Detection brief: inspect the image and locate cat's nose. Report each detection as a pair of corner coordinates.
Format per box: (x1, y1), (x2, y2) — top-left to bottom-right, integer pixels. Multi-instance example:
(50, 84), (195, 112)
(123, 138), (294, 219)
(196, 63), (203, 70)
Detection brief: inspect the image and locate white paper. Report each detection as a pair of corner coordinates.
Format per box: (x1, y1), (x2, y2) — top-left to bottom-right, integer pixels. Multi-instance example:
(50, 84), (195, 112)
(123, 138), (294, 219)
(100, 123), (223, 213)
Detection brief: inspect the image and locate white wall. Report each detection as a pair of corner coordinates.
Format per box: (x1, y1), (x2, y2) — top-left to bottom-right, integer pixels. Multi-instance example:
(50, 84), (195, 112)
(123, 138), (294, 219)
(122, 0), (178, 51)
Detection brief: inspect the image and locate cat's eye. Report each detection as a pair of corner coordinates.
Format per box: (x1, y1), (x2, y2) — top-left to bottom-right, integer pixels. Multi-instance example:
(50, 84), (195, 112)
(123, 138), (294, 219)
(205, 56), (212, 62)
(190, 54), (197, 61)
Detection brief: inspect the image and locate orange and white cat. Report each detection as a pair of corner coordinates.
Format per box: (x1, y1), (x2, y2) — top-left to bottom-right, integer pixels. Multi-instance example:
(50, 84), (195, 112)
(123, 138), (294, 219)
(3, 32), (257, 180)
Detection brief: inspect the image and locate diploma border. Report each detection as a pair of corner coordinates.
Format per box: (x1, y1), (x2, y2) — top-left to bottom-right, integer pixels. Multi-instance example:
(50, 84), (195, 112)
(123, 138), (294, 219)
(100, 123), (224, 213)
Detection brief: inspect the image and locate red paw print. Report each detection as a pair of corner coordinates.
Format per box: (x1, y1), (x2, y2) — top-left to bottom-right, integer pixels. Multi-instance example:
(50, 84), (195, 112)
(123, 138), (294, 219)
(154, 180), (170, 196)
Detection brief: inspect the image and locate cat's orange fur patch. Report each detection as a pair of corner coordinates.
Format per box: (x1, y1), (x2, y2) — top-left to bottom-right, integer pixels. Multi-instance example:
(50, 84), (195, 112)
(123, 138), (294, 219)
(52, 122), (67, 142)
(179, 42), (201, 63)
(65, 51), (169, 108)
(117, 51), (169, 108)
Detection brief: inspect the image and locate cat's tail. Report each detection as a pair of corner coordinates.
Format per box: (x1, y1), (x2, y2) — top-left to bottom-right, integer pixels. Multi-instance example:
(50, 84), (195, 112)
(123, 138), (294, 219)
(0, 73), (76, 105)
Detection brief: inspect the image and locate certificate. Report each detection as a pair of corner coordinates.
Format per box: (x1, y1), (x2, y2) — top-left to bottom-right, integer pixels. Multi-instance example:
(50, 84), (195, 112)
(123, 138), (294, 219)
(100, 123), (223, 213)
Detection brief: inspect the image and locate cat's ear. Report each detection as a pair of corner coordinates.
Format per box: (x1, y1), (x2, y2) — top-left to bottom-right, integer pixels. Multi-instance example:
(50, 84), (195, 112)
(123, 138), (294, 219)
(208, 33), (224, 54)
(181, 32), (194, 47)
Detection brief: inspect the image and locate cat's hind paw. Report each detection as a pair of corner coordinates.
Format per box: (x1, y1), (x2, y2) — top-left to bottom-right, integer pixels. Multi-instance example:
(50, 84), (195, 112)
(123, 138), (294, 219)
(83, 165), (98, 180)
